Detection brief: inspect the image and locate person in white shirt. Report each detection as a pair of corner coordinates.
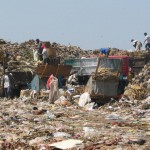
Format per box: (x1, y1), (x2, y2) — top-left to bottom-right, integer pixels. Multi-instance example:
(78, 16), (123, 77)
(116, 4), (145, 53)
(131, 39), (142, 51)
(3, 74), (10, 98)
(144, 32), (150, 51)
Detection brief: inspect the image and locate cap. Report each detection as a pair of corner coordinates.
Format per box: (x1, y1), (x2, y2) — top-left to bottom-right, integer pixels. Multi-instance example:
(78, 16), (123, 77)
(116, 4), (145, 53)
(36, 39), (40, 43)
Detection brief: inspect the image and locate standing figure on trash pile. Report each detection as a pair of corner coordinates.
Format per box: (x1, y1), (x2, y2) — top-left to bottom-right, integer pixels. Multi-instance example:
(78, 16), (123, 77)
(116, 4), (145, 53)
(144, 32), (150, 51)
(35, 39), (43, 61)
(41, 43), (48, 64)
(5, 48), (10, 59)
(2, 74), (11, 99)
(131, 39), (142, 51)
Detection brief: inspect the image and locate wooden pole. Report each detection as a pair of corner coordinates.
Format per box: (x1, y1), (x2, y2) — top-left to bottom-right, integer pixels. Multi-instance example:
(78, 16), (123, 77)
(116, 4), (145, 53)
(95, 57), (101, 78)
(41, 63), (48, 78)
(55, 64), (60, 77)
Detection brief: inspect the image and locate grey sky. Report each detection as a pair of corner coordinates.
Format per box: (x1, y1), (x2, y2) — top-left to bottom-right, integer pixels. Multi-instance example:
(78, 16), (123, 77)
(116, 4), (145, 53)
(0, 0), (149, 50)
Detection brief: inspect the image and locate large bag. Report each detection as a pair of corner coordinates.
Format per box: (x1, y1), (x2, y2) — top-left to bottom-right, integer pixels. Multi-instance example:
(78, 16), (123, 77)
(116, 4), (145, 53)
(78, 92), (91, 107)
(47, 47), (56, 57)
(49, 77), (60, 103)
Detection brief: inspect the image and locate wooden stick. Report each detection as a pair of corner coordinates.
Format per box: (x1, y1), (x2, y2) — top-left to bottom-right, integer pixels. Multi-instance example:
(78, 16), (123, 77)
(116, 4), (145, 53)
(55, 64), (60, 77)
(95, 57), (101, 78)
(41, 63), (48, 78)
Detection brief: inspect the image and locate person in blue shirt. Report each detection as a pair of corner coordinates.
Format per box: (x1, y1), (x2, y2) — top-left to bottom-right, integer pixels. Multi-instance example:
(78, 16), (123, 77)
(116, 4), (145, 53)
(100, 48), (110, 56)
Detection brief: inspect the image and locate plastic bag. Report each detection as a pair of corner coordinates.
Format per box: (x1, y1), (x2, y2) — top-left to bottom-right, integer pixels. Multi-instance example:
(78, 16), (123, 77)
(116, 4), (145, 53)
(78, 92), (91, 107)
(33, 49), (38, 61)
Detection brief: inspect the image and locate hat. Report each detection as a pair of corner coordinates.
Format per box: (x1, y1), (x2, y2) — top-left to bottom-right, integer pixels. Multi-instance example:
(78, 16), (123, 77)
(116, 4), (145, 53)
(131, 39), (134, 42)
(36, 39), (40, 43)
(144, 32), (147, 36)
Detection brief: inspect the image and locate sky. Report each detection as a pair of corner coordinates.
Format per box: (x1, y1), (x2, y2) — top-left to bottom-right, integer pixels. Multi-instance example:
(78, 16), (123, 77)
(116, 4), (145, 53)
(0, 0), (150, 50)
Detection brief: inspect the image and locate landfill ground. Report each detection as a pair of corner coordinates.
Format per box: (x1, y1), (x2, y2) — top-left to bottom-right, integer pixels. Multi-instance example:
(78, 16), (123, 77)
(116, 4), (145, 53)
(0, 96), (150, 150)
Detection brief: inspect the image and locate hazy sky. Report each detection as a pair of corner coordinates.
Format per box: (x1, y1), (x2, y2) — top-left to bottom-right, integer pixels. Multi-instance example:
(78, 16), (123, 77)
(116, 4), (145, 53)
(0, 0), (149, 50)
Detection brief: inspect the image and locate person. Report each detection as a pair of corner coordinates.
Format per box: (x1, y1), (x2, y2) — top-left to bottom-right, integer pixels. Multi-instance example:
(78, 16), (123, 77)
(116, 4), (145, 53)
(144, 32), (150, 51)
(5, 49), (10, 59)
(41, 43), (48, 63)
(35, 39), (43, 61)
(100, 48), (110, 56)
(131, 39), (142, 51)
(3, 74), (11, 98)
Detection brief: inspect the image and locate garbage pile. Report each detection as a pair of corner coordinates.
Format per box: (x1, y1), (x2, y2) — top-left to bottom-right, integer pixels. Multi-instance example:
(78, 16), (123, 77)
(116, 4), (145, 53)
(7, 60), (35, 73)
(129, 50), (150, 58)
(52, 43), (93, 61)
(0, 40), (35, 61)
(0, 38), (149, 65)
(93, 68), (119, 81)
(0, 90), (150, 149)
(109, 48), (150, 58)
(124, 62), (150, 100)
(0, 39), (36, 75)
(0, 39), (7, 45)
(109, 48), (129, 56)
(0, 39), (94, 63)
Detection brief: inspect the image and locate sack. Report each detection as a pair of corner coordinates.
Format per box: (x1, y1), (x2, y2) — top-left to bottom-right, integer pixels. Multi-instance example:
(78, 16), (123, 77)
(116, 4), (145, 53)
(44, 41), (51, 48)
(49, 77), (60, 103)
(47, 47), (56, 57)
(33, 49), (38, 61)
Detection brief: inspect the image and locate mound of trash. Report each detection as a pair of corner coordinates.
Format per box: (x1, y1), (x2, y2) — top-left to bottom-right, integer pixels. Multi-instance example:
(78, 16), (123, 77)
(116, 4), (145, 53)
(124, 62), (150, 100)
(0, 39), (94, 63)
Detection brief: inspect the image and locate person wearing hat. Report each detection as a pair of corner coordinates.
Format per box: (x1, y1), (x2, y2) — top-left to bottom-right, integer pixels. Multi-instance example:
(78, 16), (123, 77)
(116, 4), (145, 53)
(131, 39), (142, 51)
(144, 32), (150, 51)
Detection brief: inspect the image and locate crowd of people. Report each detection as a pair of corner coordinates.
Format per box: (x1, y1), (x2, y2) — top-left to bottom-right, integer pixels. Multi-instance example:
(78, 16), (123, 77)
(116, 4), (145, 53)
(131, 32), (150, 51)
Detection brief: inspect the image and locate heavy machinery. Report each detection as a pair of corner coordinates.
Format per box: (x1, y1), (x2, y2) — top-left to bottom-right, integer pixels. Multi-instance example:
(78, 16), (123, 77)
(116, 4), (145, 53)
(65, 55), (134, 101)
(85, 56), (127, 100)
(64, 55), (131, 85)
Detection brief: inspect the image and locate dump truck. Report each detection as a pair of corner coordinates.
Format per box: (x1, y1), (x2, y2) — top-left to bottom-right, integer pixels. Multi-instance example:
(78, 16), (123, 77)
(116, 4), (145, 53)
(64, 56), (132, 85)
(65, 56), (134, 101)
(84, 57), (124, 100)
